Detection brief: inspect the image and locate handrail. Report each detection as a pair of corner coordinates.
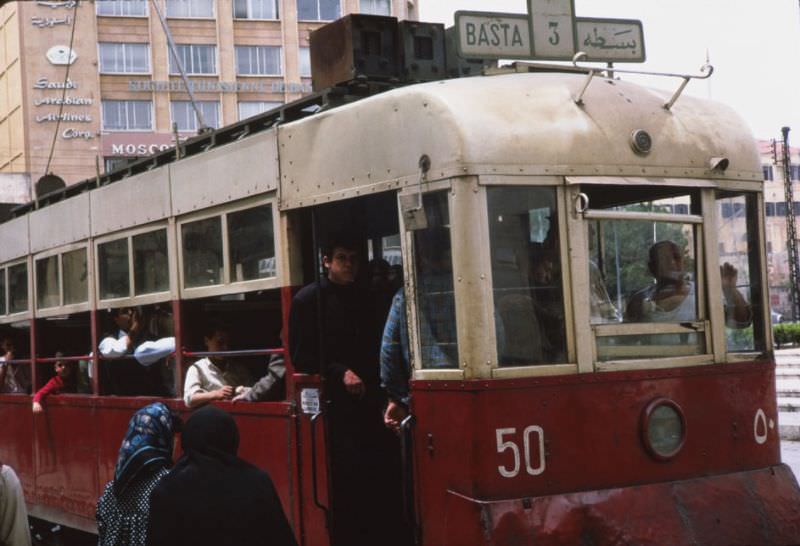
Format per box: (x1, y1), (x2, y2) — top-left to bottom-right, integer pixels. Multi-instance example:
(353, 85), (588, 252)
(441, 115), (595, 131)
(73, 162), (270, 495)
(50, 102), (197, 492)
(0, 359), (33, 365)
(181, 348), (284, 358)
(309, 412), (330, 518)
(35, 355), (91, 364)
(571, 51), (714, 110)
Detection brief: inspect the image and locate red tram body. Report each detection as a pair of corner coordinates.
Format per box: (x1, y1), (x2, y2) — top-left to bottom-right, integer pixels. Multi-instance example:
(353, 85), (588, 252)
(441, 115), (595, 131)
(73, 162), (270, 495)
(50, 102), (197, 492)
(1, 20), (800, 545)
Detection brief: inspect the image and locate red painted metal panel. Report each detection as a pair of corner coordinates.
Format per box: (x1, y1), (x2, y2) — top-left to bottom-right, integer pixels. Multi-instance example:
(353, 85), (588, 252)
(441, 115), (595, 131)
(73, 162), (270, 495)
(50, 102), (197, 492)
(442, 465), (800, 545)
(412, 361), (786, 545)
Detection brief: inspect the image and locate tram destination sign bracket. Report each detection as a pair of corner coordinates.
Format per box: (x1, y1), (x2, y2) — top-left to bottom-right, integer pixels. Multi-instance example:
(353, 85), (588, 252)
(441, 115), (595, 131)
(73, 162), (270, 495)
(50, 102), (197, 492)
(576, 18), (645, 62)
(454, 11), (532, 60)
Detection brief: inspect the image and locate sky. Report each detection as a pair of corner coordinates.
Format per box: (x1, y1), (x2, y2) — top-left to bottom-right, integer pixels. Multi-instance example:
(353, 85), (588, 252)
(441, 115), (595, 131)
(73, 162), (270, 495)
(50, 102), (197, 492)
(419, 0), (800, 141)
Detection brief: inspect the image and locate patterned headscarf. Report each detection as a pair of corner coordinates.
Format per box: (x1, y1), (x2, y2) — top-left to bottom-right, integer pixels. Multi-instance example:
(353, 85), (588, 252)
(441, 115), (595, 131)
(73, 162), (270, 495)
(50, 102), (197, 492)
(113, 402), (177, 496)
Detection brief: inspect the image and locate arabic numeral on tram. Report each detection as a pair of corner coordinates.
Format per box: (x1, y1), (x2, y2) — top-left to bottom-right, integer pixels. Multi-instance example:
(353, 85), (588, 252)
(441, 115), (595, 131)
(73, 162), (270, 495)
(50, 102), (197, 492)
(548, 21), (560, 46)
(496, 426), (546, 478)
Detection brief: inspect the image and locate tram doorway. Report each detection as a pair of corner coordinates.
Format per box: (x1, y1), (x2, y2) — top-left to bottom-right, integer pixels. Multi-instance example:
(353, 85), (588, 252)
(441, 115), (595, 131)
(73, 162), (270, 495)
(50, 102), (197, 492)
(294, 191), (413, 546)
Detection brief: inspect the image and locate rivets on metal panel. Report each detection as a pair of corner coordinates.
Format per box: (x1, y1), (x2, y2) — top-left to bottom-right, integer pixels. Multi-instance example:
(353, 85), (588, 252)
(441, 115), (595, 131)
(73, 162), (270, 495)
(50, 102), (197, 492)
(457, 276), (462, 282)
(480, 274), (485, 279)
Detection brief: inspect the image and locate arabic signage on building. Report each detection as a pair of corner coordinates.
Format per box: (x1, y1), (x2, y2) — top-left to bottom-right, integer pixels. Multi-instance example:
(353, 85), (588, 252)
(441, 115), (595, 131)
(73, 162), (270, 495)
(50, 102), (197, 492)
(102, 133), (182, 157)
(575, 18), (645, 62)
(128, 80), (312, 94)
(453, 4), (645, 63)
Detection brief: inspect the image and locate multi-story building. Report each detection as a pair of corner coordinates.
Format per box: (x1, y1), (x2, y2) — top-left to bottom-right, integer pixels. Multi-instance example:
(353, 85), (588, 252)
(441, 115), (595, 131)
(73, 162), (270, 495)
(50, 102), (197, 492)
(0, 0), (416, 202)
(757, 139), (800, 319)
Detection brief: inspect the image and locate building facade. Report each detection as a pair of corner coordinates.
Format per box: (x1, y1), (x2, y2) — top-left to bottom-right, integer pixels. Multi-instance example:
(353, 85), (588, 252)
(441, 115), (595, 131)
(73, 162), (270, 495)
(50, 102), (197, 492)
(0, 0), (415, 200)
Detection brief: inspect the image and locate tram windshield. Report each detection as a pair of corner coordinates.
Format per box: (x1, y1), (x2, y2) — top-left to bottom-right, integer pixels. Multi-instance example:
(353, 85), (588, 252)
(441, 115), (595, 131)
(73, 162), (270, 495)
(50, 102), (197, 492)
(487, 187), (566, 366)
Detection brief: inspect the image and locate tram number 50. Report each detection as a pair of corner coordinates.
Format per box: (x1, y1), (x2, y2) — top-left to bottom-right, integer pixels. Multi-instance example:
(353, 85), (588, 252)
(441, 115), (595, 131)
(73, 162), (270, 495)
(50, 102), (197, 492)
(495, 426), (545, 478)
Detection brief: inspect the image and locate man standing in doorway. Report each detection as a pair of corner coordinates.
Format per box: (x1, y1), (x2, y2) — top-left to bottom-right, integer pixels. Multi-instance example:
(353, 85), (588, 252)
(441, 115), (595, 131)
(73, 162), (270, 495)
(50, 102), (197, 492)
(289, 235), (407, 546)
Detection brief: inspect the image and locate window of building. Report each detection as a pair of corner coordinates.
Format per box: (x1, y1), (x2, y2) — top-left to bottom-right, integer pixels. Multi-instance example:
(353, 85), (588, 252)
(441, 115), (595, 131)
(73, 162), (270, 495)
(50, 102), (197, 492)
(763, 165), (774, 181)
(235, 46), (282, 75)
(166, 0), (214, 18)
(169, 44), (216, 75)
(299, 47), (311, 77)
(360, 0), (390, 15)
(98, 42), (150, 73)
(102, 100), (153, 131)
(777, 202), (787, 216)
(297, 0), (339, 21)
(171, 101), (220, 132)
(766, 202), (776, 217)
(104, 157), (134, 173)
(238, 101), (282, 120)
(791, 165), (800, 181)
(233, 0), (278, 19)
(96, 0), (147, 16)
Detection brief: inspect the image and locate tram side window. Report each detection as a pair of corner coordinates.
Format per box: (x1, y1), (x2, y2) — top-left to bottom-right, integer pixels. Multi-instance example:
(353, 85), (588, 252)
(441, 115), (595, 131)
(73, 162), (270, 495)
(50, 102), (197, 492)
(487, 187), (566, 366)
(63, 248), (88, 305)
(182, 217), (223, 287)
(587, 188), (706, 361)
(716, 192), (763, 352)
(0, 268), (6, 315)
(413, 192), (458, 369)
(99, 238), (130, 299)
(8, 263), (28, 314)
(133, 230), (169, 295)
(227, 205), (275, 281)
(36, 256), (59, 309)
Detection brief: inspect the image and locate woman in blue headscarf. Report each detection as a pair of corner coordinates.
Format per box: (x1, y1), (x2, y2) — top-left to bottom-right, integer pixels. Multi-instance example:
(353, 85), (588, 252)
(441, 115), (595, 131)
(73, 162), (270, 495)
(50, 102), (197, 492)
(96, 402), (180, 546)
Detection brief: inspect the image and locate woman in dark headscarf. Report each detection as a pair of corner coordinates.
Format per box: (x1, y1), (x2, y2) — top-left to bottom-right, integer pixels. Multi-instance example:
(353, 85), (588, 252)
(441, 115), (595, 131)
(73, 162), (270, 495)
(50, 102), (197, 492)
(96, 402), (179, 546)
(146, 405), (298, 546)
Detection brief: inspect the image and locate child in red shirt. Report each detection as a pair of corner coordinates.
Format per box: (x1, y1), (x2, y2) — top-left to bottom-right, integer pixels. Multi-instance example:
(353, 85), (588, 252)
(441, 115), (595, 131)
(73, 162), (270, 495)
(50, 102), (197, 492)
(32, 353), (76, 414)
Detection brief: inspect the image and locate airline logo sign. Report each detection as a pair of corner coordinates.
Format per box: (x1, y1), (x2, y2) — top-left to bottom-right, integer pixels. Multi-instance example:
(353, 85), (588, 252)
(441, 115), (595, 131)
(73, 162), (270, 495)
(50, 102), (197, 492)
(454, 3), (645, 63)
(576, 18), (645, 62)
(455, 12), (531, 59)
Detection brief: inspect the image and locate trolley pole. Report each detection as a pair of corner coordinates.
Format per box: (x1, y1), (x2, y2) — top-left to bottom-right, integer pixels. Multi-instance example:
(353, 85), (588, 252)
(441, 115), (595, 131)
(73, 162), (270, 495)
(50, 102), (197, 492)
(781, 126), (800, 321)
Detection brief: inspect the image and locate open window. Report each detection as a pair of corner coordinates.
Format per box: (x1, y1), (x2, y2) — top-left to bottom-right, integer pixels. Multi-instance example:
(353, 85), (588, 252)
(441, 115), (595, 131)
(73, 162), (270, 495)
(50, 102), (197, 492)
(581, 185), (707, 363)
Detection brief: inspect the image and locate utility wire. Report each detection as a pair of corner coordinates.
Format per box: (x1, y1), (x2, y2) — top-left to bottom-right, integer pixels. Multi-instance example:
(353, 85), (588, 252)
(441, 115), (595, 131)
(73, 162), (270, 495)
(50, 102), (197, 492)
(43, 0), (80, 177)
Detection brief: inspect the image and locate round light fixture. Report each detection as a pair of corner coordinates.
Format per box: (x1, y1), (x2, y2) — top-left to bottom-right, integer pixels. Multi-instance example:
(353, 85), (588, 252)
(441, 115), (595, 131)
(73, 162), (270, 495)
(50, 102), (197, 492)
(630, 129), (652, 155)
(641, 397), (685, 461)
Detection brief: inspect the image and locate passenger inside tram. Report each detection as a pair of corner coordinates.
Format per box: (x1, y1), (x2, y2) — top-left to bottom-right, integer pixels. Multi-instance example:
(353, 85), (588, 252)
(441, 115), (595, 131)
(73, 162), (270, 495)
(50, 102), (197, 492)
(98, 307), (174, 396)
(32, 352), (76, 414)
(0, 335), (29, 394)
(183, 324), (253, 408)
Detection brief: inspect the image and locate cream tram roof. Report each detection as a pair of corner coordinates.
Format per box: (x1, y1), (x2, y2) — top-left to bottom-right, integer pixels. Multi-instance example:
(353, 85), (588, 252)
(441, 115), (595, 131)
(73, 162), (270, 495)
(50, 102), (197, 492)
(277, 71), (761, 209)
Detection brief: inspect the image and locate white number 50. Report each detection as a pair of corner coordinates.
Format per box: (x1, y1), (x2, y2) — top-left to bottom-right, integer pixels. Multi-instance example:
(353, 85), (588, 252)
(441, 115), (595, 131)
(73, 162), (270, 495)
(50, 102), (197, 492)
(496, 426), (546, 478)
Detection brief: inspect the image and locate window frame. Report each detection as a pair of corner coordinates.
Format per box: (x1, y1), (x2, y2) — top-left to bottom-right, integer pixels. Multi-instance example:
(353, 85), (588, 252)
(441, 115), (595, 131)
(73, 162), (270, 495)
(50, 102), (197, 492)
(177, 197), (281, 300)
(1, 258), (31, 322)
(101, 99), (154, 132)
(97, 42), (151, 75)
(94, 224), (173, 310)
(168, 43), (218, 76)
(32, 243), (91, 318)
(296, 0), (340, 22)
(233, 0), (280, 20)
(234, 45), (284, 76)
(237, 101), (282, 121)
(170, 100), (221, 132)
(95, 0), (148, 17)
(165, 0), (215, 19)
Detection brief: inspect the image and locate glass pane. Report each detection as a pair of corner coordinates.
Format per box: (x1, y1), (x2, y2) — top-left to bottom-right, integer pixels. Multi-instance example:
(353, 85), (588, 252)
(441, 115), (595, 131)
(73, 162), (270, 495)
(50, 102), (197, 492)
(320, 0), (339, 20)
(488, 187), (565, 366)
(182, 217), (223, 287)
(597, 332), (705, 361)
(8, 263), (28, 314)
(590, 220), (697, 324)
(133, 230), (169, 295)
(62, 248), (88, 305)
(36, 256), (59, 309)
(717, 192), (763, 351)
(414, 192), (457, 368)
(98, 239), (130, 299)
(0, 269), (6, 315)
(227, 205), (275, 282)
(297, 0), (316, 20)
(299, 47), (311, 77)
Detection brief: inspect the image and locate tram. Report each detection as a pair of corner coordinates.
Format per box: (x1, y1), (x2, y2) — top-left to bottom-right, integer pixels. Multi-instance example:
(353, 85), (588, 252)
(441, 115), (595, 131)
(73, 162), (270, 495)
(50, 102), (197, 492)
(1, 13), (800, 546)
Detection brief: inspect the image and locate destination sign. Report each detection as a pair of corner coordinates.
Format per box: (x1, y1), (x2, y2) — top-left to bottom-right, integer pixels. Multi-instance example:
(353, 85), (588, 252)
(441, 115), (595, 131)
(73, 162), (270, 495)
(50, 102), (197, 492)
(576, 18), (645, 62)
(528, 0), (576, 60)
(454, 11), (531, 59)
